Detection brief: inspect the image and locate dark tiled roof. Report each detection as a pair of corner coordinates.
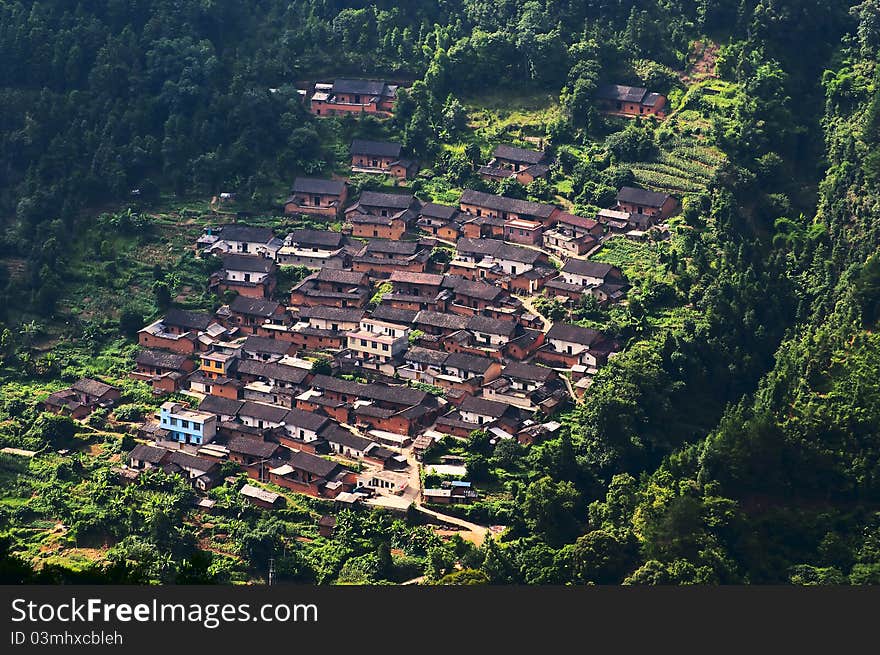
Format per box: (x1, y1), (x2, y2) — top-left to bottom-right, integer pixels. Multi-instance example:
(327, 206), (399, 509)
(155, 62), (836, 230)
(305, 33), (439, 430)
(446, 277), (503, 301)
(357, 191), (415, 210)
(350, 139), (401, 158)
(321, 424), (374, 452)
(300, 306), (365, 323)
(229, 296), (282, 317)
(545, 323), (604, 346)
(242, 335), (293, 356)
(561, 259), (618, 279)
(332, 79), (390, 96)
(239, 401), (291, 424)
(310, 375), (428, 407)
(389, 271), (443, 286)
(444, 352), (495, 374)
(314, 268), (367, 285)
(460, 395), (509, 418)
(414, 310), (469, 331)
(492, 144), (546, 165)
(616, 186), (671, 208)
(292, 177), (346, 196)
(221, 254), (275, 273)
(198, 396), (244, 417)
(466, 315), (518, 337)
(455, 237), (542, 264)
(71, 378), (116, 397)
(420, 203), (459, 220)
(136, 349), (188, 370)
(227, 436), (279, 459)
(594, 84), (649, 103)
(288, 450), (340, 479)
(168, 451), (217, 472)
(502, 361), (555, 382)
(129, 444), (168, 464)
(283, 407), (329, 432)
(556, 212), (599, 231)
(165, 308), (214, 331)
(364, 239), (419, 255)
(460, 189), (556, 219)
(235, 360), (310, 385)
(288, 229), (344, 249)
(370, 306), (418, 325)
(217, 224), (274, 243)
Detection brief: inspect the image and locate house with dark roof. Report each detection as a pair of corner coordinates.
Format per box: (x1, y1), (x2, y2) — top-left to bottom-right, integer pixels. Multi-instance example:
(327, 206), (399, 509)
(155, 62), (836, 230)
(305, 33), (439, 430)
(204, 224), (281, 259)
(131, 349), (195, 393)
(345, 191), (420, 240)
(351, 238), (432, 276)
(452, 237), (547, 278)
(284, 178), (348, 218)
(288, 268), (370, 309)
(594, 84), (668, 118)
(543, 212), (602, 257)
(348, 139), (417, 179)
(238, 401), (291, 430)
(210, 253), (277, 299)
(310, 78), (398, 117)
(226, 436), (280, 469)
(268, 450), (355, 498)
(460, 189), (559, 227)
(198, 395), (245, 421)
(479, 144), (552, 185)
(223, 296), (288, 334)
(128, 444), (170, 470)
(558, 259), (624, 288)
(615, 186), (679, 225)
(482, 361), (566, 412)
(417, 202), (464, 240)
(537, 323), (618, 371)
(138, 308), (219, 355)
(321, 424), (375, 459)
(42, 378), (121, 420)
(277, 229), (349, 269)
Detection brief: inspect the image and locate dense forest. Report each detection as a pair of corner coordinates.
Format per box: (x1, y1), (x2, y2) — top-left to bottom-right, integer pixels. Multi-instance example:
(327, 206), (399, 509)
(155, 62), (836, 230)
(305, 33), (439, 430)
(1, 0), (880, 584)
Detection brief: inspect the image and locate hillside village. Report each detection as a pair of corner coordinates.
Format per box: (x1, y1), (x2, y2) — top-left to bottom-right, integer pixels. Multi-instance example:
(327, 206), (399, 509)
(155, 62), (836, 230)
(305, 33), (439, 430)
(39, 77), (681, 529)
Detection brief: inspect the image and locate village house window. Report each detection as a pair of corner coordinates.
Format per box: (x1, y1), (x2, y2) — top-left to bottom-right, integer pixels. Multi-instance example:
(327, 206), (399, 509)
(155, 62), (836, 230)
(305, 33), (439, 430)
(354, 94), (361, 103)
(381, 209), (388, 217)
(313, 195), (321, 206)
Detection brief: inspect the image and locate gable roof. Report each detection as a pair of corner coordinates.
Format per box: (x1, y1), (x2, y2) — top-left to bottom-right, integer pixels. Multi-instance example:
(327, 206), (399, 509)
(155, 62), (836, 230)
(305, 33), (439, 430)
(229, 296), (282, 317)
(288, 229), (344, 249)
(238, 401), (291, 424)
(288, 450), (341, 478)
(283, 407), (329, 433)
(492, 144), (546, 165)
(444, 352), (495, 374)
(460, 189), (556, 219)
(217, 224), (274, 243)
(370, 305), (418, 325)
(545, 323), (604, 346)
(235, 359), (310, 385)
(198, 396), (244, 417)
(310, 375), (429, 407)
(221, 254), (275, 273)
(314, 268), (367, 285)
(556, 212), (599, 231)
(164, 307), (214, 331)
(501, 361), (556, 383)
(460, 395), (509, 418)
(616, 186), (670, 208)
(420, 203), (459, 220)
(71, 378), (115, 397)
(594, 84), (649, 103)
(350, 139), (402, 158)
(242, 335), (293, 356)
(455, 237), (542, 264)
(389, 271), (444, 286)
(321, 424), (374, 452)
(227, 436), (279, 459)
(332, 79), (390, 96)
(300, 306), (365, 323)
(561, 259), (618, 279)
(357, 191), (415, 210)
(466, 315), (518, 337)
(414, 310), (469, 331)
(129, 444), (168, 464)
(364, 239), (419, 255)
(136, 349), (188, 370)
(292, 177), (346, 196)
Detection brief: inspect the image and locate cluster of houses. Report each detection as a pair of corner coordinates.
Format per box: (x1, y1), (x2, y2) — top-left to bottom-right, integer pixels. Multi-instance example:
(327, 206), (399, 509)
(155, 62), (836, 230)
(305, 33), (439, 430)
(58, 77), (677, 512)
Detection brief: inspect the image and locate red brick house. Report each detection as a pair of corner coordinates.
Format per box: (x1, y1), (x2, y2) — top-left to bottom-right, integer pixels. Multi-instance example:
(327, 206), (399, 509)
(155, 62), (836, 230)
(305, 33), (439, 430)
(42, 379), (121, 419)
(284, 178), (348, 218)
(503, 218), (544, 246)
(459, 189), (559, 227)
(310, 79), (398, 117)
(615, 186), (679, 224)
(594, 84), (668, 118)
(131, 349), (195, 393)
(138, 308), (215, 355)
(350, 140), (416, 179)
(221, 296), (289, 335)
(478, 144), (552, 185)
(210, 254), (277, 299)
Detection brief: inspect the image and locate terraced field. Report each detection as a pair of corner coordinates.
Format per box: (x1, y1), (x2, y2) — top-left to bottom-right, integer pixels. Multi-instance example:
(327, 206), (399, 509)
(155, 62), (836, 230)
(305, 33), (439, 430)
(629, 135), (726, 195)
